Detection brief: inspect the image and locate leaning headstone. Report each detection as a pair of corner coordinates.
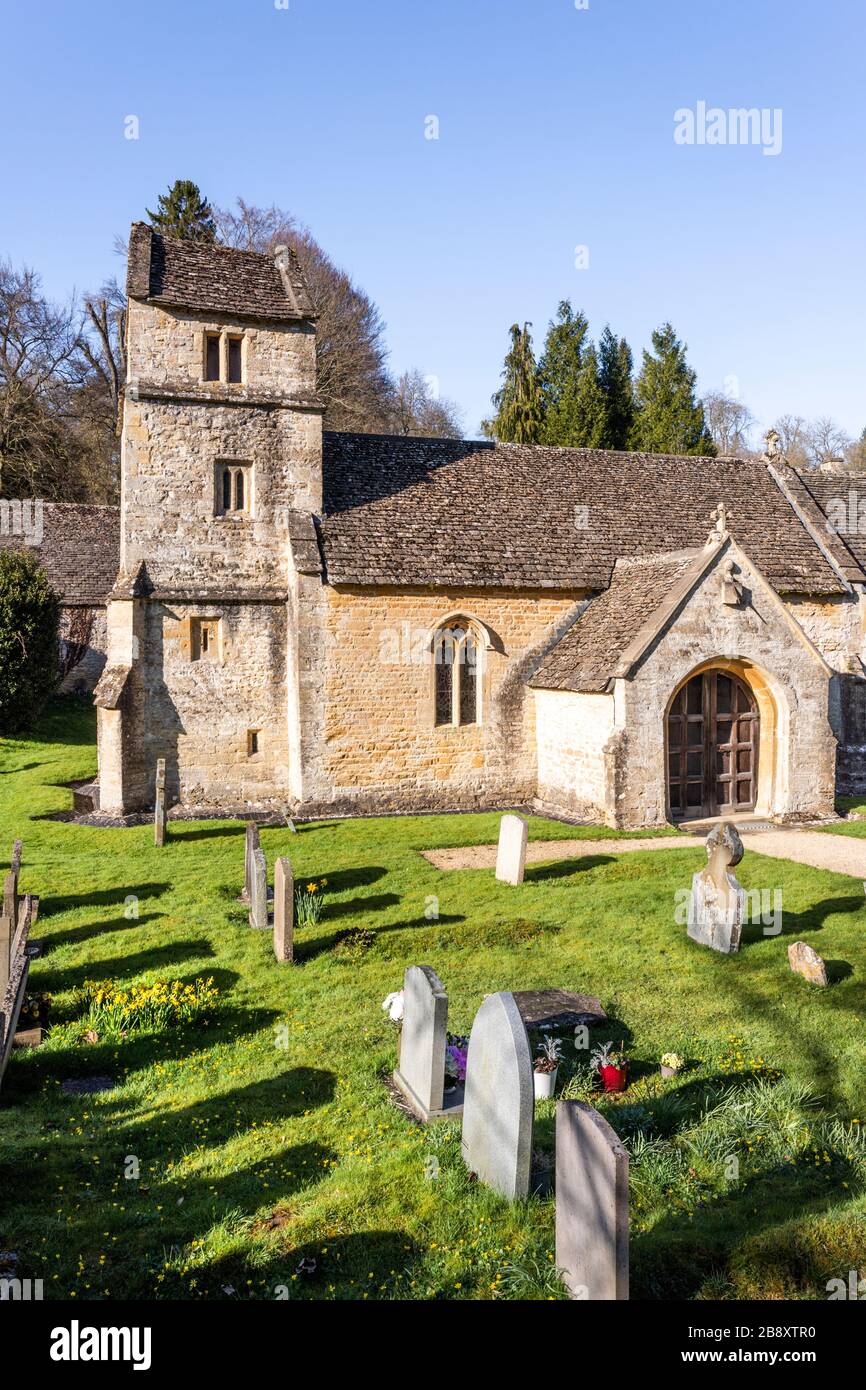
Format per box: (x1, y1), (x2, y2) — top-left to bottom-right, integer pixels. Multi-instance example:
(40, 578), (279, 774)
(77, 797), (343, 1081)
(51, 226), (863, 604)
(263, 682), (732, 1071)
(273, 856), (294, 963)
(495, 813), (528, 886)
(10, 840), (22, 877)
(461, 991), (534, 1199)
(0, 912), (11, 1001)
(687, 822), (745, 954)
(249, 847), (268, 930)
(393, 965), (462, 1123)
(788, 940), (829, 987)
(243, 823), (260, 902)
(556, 1101), (629, 1301)
(154, 759), (166, 848)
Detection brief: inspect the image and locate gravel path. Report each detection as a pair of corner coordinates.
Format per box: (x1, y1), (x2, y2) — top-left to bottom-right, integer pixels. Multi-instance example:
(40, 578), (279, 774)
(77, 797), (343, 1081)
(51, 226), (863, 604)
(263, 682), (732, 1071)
(422, 827), (866, 879)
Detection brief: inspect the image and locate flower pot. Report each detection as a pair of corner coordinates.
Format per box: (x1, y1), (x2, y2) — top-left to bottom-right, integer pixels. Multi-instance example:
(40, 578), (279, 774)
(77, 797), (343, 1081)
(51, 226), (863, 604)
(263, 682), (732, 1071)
(533, 1067), (558, 1099)
(600, 1064), (628, 1093)
(660, 1064), (679, 1079)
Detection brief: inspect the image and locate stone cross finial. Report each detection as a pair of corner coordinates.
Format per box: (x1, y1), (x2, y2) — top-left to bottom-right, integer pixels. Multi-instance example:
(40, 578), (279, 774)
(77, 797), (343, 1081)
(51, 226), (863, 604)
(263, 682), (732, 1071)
(763, 428), (782, 460)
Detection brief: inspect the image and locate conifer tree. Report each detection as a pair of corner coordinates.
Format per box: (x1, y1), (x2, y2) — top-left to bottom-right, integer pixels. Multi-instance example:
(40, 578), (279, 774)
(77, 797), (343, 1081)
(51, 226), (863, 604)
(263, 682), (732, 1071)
(597, 326), (635, 450)
(631, 323), (715, 455)
(147, 180), (217, 243)
(537, 301), (589, 444)
(483, 323), (544, 443)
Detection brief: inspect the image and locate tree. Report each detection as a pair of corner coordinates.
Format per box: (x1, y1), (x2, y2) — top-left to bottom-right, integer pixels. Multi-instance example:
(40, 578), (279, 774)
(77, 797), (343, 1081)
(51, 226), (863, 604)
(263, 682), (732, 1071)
(631, 323), (715, 455)
(483, 323), (544, 443)
(213, 198), (393, 431)
(597, 326), (635, 450)
(147, 180), (216, 243)
(0, 549), (59, 732)
(386, 370), (463, 437)
(845, 427), (866, 472)
(0, 261), (99, 500)
(702, 391), (755, 456)
(806, 416), (851, 469)
(537, 301), (589, 442)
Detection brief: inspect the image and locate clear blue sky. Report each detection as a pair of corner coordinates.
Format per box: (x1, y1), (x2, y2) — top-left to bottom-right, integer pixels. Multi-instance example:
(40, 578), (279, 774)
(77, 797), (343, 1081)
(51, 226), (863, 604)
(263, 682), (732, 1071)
(2, 0), (863, 439)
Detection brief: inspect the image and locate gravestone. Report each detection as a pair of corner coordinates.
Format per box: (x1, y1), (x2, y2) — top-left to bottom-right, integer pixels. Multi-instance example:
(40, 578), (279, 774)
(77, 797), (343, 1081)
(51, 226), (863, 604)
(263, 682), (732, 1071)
(556, 1100), (629, 1300)
(788, 940), (828, 987)
(393, 965), (463, 1123)
(10, 841), (22, 877)
(495, 813), (528, 886)
(512, 989), (606, 1030)
(249, 848), (269, 930)
(0, 911), (11, 1001)
(243, 823), (261, 902)
(687, 822), (745, 954)
(154, 759), (166, 847)
(273, 856), (294, 963)
(2, 872), (17, 934)
(461, 991), (534, 1198)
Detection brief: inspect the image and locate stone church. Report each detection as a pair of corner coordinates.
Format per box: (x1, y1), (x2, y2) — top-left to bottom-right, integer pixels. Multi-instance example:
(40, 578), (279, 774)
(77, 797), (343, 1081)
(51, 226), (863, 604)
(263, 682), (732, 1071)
(81, 224), (866, 828)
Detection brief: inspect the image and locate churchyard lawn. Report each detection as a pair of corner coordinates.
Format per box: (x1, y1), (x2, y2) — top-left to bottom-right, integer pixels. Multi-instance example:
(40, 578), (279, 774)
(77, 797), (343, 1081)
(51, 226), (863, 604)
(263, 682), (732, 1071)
(1, 697), (865, 1301)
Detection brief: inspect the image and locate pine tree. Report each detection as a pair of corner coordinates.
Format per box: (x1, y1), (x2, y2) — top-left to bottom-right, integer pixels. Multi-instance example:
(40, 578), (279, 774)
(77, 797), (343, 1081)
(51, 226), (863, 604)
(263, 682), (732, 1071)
(597, 326), (635, 450)
(147, 180), (216, 243)
(483, 323), (544, 444)
(631, 323), (715, 456)
(537, 301), (589, 443)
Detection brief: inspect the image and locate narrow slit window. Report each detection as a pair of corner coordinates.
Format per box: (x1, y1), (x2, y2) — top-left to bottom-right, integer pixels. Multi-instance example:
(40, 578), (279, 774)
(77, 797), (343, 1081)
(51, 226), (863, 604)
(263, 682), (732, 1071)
(247, 729), (260, 756)
(235, 469), (245, 511)
(222, 467), (232, 512)
(227, 338), (243, 383)
(205, 335), (221, 381)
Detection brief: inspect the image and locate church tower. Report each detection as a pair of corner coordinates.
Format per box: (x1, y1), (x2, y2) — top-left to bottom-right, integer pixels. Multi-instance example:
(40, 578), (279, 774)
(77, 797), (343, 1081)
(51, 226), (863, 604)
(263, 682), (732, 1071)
(95, 224), (322, 814)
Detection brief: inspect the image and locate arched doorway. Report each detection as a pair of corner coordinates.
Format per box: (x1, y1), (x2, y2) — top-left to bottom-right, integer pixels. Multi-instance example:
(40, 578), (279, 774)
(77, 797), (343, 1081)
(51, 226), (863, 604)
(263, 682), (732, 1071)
(667, 669), (759, 821)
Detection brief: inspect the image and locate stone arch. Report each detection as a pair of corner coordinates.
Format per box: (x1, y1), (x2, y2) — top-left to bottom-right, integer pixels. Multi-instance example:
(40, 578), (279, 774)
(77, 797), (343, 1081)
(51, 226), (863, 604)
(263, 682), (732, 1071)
(664, 657), (788, 820)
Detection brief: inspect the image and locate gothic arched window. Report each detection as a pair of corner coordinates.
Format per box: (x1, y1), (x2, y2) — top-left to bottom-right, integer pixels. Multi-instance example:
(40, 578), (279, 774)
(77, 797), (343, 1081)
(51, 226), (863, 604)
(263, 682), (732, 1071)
(434, 620), (481, 727)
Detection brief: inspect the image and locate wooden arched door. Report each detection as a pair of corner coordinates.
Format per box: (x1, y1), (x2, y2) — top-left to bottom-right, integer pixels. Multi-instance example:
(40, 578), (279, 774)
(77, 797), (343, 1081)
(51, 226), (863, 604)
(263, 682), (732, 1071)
(667, 670), (759, 821)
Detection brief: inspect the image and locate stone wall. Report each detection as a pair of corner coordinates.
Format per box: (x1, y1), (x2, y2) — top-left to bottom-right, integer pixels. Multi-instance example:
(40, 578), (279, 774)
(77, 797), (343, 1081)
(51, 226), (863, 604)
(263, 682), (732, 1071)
(534, 689), (615, 822)
(614, 552), (837, 827)
(309, 586), (584, 812)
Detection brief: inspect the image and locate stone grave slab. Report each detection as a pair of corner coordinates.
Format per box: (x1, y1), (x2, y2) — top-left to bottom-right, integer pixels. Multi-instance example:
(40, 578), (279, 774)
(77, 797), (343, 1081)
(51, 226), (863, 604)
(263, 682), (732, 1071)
(273, 856), (294, 963)
(461, 991), (534, 1198)
(556, 1100), (629, 1300)
(249, 847), (269, 930)
(495, 813), (528, 886)
(513, 989), (607, 1030)
(393, 965), (463, 1123)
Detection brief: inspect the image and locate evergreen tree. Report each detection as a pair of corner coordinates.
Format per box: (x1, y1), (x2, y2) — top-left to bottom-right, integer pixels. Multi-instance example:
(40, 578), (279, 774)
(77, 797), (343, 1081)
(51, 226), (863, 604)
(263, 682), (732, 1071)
(147, 180), (216, 242)
(551, 343), (607, 447)
(631, 323), (715, 456)
(537, 301), (589, 443)
(0, 550), (59, 732)
(483, 323), (544, 443)
(597, 326), (635, 450)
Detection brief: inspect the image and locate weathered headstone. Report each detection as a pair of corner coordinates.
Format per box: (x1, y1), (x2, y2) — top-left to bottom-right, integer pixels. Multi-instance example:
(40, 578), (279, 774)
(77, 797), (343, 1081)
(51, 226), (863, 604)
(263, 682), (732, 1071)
(556, 1100), (629, 1301)
(495, 813), (528, 886)
(788, 940), (828, 987)
(393, 965), (462, 1123)
(461, 991), (534, 1198)
(2, 873), (17, 935)
(687, 822), (745, 954)
(0, 912), (11, 1001)
(249, 847), (268, 930)
(154, 759), (166, 847)
(10, 840), (22, 877)
(243, 822), (260, 902)
(273, 856), (294, 963)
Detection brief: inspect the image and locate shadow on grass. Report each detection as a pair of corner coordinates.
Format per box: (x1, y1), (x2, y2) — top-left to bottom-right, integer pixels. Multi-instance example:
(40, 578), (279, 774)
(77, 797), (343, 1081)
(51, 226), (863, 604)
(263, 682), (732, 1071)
(525, 855), (617, 883)
(40, 912), (166, 951)
(40, 883), (172, 917)
(36, 938), (218, 994)
(195, 1230), (419, 1300)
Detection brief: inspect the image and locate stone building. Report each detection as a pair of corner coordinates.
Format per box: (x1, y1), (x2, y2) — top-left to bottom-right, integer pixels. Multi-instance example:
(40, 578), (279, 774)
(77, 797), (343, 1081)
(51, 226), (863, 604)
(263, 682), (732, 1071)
(92, 225), (866, 828)
(0, 501), (118, 692)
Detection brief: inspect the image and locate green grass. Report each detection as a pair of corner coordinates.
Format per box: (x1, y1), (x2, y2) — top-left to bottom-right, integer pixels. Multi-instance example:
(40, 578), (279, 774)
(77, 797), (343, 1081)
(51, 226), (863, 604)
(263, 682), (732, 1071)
(1, 698), (866, 1301)
(823, 797), (866, 836)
